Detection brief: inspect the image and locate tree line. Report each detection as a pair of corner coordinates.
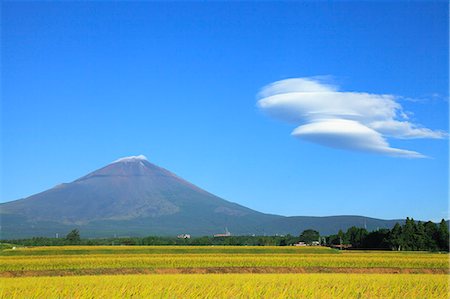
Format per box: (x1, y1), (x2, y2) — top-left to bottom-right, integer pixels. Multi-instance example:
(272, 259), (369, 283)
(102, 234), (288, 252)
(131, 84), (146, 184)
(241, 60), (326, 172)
(2, 218), (448, 251)
(2, 231), (301, 247)
(327, 218), (449, 251)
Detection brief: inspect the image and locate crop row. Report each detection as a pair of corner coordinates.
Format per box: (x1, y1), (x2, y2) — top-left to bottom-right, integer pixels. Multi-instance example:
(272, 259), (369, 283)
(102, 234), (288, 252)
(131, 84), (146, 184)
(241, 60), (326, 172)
(1, 253), (447, 271)
(1, 273), (448, 299)
(0, 245), (336, 256)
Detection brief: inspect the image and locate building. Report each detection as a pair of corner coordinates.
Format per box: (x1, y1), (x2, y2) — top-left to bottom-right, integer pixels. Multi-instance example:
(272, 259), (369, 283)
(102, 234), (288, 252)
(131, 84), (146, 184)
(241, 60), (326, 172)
(214, 227), (231, 237)
(177, 234), (191, 239)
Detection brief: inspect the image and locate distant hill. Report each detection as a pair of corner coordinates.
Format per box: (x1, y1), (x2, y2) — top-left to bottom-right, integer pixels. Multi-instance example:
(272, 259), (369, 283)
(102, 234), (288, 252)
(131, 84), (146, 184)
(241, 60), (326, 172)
(1, 155), (405, 239)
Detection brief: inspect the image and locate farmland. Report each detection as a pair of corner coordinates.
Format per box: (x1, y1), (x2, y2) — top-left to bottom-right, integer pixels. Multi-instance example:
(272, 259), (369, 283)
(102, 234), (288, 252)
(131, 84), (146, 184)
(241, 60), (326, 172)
(2, 273), (448, 299)
(0, 246), (448, 298)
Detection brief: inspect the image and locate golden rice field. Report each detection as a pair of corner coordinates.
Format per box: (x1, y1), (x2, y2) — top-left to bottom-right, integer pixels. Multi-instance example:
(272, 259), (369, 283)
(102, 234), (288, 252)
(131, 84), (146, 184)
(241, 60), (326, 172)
(0, 246), (447, 272)
(0, 246), (448, 298)
(1, 273), (448, 299)
(2, 252), (448, 271)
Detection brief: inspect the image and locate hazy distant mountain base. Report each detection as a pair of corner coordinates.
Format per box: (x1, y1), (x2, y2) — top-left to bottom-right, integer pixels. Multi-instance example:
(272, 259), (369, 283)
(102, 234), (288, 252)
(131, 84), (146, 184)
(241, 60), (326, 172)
(1, 213), (404, 239)
(1, 156), (404, 239)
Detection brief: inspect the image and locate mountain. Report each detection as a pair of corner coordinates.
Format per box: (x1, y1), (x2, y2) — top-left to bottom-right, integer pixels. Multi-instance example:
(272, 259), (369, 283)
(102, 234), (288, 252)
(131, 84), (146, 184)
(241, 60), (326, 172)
(1, 155), (403, 239)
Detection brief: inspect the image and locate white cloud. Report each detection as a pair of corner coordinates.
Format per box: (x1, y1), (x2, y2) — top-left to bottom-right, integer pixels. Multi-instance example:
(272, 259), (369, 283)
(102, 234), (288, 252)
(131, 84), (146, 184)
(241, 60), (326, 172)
(257, 78), (445, 158)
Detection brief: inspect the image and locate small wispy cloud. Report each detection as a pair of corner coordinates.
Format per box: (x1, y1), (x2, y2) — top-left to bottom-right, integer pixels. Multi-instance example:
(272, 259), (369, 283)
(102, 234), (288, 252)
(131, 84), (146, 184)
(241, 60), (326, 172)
(257, 77), (446, 158)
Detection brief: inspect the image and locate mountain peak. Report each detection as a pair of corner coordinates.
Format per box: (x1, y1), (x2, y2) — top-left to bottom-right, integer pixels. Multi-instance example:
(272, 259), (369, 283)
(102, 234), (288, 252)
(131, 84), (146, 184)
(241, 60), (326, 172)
(113, 155), (148, 163)
(1, 154), (262, 238)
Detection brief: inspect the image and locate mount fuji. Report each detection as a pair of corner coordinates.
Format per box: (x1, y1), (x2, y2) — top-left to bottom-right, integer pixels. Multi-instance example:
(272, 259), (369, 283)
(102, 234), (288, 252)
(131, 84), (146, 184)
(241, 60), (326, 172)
(1, 155), (402, 238)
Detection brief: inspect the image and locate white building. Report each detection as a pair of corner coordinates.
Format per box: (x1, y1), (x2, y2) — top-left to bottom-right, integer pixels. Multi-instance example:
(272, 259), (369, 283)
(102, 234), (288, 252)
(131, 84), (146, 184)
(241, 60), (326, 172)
(177, 234), (191, 239)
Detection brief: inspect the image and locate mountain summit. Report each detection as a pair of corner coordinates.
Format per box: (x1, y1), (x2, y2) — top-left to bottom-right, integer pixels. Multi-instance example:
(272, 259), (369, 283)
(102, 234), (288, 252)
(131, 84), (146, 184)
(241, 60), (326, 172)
(1, 156), (403, 238)
(1, 156), (273, 237)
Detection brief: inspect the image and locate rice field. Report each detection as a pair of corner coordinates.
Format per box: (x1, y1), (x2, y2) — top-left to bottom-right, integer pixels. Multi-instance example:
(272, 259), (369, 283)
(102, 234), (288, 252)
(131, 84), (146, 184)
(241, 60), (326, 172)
(0, 246), (448, 298)
(0, 246), (447, 272)
(0, 245), (335, 256)
(1, 273), (448, 299)
(2, 252), (448, 272)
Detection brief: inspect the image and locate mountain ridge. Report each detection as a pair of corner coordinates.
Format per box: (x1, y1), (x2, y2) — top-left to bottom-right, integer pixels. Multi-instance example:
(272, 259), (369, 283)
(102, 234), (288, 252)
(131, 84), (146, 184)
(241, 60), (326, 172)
(0, 156), (408, 239)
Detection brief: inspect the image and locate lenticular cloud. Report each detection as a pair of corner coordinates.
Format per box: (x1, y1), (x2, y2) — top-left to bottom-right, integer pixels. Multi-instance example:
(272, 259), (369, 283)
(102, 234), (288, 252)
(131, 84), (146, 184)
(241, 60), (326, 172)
(257, 78), (445, 158)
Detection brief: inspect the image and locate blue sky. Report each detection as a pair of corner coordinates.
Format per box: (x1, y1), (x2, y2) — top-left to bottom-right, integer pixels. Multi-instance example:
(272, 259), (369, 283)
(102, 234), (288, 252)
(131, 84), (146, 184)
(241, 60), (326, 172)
(1, 2), (448, 221)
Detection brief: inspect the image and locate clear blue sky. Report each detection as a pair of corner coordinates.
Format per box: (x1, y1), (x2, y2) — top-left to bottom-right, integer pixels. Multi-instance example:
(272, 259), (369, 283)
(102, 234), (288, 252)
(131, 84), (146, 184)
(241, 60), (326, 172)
(1, 2), (448, 221)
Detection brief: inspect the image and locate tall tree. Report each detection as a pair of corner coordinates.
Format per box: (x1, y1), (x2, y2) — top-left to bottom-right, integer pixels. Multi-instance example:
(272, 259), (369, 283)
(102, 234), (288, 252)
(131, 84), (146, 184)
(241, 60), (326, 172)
(437, 219), (449, 251)
(414, 221), (426, 250)
(65, 229), (80, 244)
(299, 229), (320, 244)
(337, 229), (345, 245)
(345, 226), (368, 248)
(402, 217), (417, 250)
(389, 223), (404, 251)
(362, 229), (390, 249)
(423, 221), (438, 251)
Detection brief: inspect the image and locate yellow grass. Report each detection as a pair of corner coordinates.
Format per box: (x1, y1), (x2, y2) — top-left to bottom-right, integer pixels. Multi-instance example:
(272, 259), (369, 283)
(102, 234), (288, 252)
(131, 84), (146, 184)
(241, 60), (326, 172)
(1, 273), (448, 299)
(1, 252), (447, 271)
(1, 246), (448, 298)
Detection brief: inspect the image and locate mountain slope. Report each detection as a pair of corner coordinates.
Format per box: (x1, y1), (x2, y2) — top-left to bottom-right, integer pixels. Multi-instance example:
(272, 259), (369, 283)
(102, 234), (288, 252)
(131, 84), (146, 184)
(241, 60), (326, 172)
(1, 155), (403, 238)
(1, 156), (278, 238)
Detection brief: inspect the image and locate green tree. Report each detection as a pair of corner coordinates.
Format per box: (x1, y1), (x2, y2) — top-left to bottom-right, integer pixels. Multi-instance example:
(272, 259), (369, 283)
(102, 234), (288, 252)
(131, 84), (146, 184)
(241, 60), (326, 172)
(437, 219), (449, 251)
(362, 229), (390, 249)
(414, 221), (426, 250)
(423, 221), (438, 251)
(402, 217), (417, 250)
(326, 234), (340, 246)
(337, 229), (346, 246)
(278, 239), (287, 246)
(299, 229), (320, 244)
(345, 226), (368, 248)
(389, 223), (404, 251)
(65, 229), (80, 243)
